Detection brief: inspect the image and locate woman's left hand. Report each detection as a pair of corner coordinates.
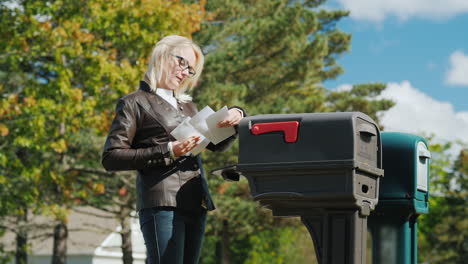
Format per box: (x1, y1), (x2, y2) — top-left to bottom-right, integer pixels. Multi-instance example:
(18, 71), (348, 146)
(217, 109), (243, 128)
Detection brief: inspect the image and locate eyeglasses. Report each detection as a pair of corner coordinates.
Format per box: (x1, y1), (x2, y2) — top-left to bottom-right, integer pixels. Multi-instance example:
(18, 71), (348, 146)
(171, 54), (196, 77)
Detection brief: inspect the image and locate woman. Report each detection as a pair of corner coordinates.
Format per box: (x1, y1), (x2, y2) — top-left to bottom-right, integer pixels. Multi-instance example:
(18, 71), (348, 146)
(102, 35), (244, 264)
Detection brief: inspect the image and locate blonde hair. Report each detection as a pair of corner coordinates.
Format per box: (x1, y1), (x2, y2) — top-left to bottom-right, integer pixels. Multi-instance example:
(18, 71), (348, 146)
(144, 35), (204, 102)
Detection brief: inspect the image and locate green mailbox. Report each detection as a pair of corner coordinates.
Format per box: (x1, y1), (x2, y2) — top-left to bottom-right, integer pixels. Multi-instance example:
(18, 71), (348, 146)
(368, 132), (431, 264)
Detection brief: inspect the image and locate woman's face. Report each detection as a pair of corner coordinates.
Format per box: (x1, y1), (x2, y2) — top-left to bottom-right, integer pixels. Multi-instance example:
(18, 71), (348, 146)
(160, 46), (196, 90)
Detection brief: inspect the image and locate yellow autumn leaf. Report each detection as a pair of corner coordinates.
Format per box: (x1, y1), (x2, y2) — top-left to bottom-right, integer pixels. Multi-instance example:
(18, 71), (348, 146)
(93, 183), (105, 195)
(72, 30), (95, 43)
(23, 96), (37, 107)
(63, 189), (71, 198)
(109, 48), (118, 61)
(71, 88), (83, 101)
(80, 189), (88, 199)
(13, 105), (21, 115)
(51, 138), (67, 153)
(8, 94), (18, 104)
(49, 205), (70, 223)
(0, 123), (9, 136)
(49, 171), (58, 182)
(54, 26), (67, 38)
(40, 21), (52, 31)
(81, 32), (95, 43)
(0, 153), (7, 166)
(22, 38), (29, 52)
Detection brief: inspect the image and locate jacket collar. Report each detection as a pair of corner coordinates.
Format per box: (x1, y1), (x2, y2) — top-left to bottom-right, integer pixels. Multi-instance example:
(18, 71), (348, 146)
(139, 80), (154, 94)
(139, 80), (184, 106)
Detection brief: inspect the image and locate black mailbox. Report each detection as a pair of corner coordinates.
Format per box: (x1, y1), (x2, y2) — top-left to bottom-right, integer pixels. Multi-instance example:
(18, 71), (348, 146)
(237, 112), (383, 216)
(214, 112), (384, 264)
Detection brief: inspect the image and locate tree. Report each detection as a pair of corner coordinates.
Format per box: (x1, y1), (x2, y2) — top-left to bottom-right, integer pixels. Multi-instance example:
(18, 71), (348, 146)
(191, 0), (394, 262)
(419, 141), (468, 264)
(326, 83), (394, 126)
(0, 0), (397, 263)
(68, 132), (139, 264)
(0, 0), (206, 263)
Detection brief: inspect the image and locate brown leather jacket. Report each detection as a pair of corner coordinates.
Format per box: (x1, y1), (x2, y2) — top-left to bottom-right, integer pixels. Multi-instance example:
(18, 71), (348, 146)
(102, 81), (242, 211)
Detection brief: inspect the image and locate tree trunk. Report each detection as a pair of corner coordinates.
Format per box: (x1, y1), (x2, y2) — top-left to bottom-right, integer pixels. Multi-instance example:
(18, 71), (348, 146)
(120, 212), (133, 264)
(221, 220), (231, 264)
(52, 221), (68, 264)
(52, 123), (68, 264)
(16, 211), (27, 264)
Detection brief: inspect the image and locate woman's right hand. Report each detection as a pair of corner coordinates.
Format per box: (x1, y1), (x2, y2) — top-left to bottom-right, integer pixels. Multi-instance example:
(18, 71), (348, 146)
(172, 136), (201, 157)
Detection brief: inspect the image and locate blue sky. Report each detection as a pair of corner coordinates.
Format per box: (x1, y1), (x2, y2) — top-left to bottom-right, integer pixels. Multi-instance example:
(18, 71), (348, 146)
(323, 0), (468, 151)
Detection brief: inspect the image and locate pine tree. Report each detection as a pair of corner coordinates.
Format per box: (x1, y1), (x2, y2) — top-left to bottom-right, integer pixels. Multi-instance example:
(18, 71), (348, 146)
(192, 0), (394, 262)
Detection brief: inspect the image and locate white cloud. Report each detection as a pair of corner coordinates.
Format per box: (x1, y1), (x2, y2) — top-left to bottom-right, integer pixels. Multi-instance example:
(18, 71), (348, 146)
(336, 84), (353, 92)
(446, 51), (468, 86)
(378, 81), (468, 156)
(336, 0), (468, 22)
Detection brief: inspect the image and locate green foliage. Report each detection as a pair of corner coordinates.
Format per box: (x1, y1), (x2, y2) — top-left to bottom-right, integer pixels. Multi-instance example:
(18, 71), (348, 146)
(194, 0), (351, 114)
(245, 225), (317, 264)
(326, 83), (395, 125)
(0, 0), (206, 258)
(0, 0), (397, 262)
(193, 0), (395, 262)
(418, 140), (468, 263)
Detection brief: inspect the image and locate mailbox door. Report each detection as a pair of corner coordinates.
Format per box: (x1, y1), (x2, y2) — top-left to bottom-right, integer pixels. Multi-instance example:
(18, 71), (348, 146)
(416, 142), (430, 192)
(355, 117), (380, 168)
(239, 113), (355, 165)
(415, 141), (430, 208)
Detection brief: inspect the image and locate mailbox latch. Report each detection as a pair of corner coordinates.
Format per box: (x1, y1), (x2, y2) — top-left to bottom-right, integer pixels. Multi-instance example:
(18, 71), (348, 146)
(251, 121), (300, 143)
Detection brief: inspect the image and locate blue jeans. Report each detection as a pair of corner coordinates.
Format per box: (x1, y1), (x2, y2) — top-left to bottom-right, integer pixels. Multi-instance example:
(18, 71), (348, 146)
(139, 207), (207, 264)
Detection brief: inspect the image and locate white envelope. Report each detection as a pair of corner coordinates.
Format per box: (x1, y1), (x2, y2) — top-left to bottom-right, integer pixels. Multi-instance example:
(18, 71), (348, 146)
(170, 117), (208, 155)
(189, 138), (210, 155)
(170, 105), (236, 154)
(189, 106), (215, 141)
(205, 106), (236, 144)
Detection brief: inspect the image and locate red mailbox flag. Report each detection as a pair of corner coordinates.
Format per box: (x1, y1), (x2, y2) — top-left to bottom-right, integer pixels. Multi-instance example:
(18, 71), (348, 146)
(251, 121), (299, 143)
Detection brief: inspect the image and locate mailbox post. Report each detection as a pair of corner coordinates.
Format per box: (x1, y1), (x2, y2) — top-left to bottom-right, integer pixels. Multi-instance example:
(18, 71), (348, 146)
(215, 112), (384, 264)
(368, 132), (430, 264)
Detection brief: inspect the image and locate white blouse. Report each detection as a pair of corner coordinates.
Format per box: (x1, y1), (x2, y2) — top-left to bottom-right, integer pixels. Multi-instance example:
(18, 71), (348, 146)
(156, 88), (177, 108)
